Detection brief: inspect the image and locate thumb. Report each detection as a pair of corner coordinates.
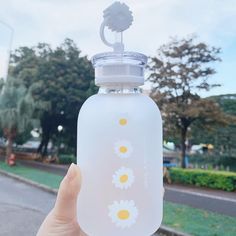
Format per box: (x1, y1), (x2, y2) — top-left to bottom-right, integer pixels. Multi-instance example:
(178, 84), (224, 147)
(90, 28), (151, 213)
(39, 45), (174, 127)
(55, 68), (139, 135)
(53, 163), (81, 221)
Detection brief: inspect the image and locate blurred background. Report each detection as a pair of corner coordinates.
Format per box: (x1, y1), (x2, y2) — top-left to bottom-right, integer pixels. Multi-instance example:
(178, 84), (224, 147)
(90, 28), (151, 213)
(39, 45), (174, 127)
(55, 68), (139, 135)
(0, 1), (235, 236)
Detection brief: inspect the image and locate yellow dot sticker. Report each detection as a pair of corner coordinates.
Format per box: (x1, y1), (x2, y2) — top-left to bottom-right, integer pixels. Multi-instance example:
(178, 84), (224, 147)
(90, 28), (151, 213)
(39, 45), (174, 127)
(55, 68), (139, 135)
(119, 118), (127, 126)
(117, 210), (130, 220)
(119, 146), (127, 153)
(119, 174), (128, 183)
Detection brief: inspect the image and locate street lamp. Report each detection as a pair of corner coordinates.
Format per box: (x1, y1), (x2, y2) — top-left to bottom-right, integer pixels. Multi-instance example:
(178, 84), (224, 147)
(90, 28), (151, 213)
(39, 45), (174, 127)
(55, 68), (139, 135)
(0, 20), (14, 81)
(57, 125), (64, 156)
(57, 125), (63, 132)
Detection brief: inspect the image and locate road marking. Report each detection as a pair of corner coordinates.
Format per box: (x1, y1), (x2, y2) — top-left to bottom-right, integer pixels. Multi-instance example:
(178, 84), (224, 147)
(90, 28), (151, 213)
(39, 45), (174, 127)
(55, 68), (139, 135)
(165, 186), (236, 203)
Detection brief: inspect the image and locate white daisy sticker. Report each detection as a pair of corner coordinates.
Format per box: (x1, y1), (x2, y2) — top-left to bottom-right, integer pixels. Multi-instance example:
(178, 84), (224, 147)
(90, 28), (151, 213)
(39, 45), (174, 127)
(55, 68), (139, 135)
(114, 140), (133, 159)
(108, 200), (138, 228)
(112, 167), (135, 189)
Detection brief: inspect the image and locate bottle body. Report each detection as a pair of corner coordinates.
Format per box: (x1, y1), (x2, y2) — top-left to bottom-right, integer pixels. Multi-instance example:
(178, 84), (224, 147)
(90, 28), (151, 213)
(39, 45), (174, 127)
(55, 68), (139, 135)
(77, 91), (163, 236)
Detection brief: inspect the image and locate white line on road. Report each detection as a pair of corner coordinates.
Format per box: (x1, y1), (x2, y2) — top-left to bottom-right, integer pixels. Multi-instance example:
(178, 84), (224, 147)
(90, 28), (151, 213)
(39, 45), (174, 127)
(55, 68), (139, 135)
(165, 186), (236, 203)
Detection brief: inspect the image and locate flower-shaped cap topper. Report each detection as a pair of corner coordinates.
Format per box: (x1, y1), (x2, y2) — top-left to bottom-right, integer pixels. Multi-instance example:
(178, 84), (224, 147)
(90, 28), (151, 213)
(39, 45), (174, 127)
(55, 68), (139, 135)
(103, 2), (133, 32)
(100, 1), (133, 53)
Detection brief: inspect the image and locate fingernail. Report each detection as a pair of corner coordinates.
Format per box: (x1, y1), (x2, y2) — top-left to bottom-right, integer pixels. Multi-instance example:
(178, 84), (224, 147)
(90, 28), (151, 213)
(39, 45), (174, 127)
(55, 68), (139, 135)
(66, 163), (77, 181)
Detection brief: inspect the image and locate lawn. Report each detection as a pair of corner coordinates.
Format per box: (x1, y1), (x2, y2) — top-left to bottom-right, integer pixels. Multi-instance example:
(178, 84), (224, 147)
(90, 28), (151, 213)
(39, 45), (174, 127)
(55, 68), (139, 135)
(0, 161), (63, 189)
(1, 162), (236, 236)
(163, 201), (236, 236)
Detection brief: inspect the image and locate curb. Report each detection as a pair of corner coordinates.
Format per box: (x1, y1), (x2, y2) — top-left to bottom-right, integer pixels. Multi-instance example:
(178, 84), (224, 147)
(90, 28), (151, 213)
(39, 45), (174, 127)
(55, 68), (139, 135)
(157, 225), (191, 236)
(0, 169), (58, 195)
(19, 159), (69, 170)
(0, 169), (191, 236)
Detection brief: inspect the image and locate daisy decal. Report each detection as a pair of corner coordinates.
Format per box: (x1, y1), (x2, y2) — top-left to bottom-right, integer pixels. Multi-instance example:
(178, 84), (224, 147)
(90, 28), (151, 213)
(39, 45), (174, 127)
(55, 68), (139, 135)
(112, 167), (135, 189)
(108, 200), (138, 228)
(114, 140), (133, 159)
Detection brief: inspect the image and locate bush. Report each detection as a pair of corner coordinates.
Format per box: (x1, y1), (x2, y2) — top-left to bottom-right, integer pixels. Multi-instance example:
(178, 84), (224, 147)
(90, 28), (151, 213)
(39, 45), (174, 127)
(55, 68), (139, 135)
(58, 154), (76, 164)
(169, 168), (236, 191)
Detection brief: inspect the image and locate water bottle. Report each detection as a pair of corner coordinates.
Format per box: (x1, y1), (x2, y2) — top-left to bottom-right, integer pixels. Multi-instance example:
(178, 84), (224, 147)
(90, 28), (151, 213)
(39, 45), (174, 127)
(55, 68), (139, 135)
(77, 2), (163, 236)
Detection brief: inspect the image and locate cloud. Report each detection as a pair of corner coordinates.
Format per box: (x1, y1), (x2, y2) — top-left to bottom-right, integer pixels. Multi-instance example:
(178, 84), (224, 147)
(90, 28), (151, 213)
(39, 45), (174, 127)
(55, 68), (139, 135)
(0, 0), (235, 55)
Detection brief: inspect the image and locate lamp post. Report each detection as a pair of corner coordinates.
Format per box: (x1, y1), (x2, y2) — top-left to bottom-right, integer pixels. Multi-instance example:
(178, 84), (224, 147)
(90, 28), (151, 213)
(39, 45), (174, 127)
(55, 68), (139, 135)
(0, 20), (14, 81)
(57, 125), (63, 157)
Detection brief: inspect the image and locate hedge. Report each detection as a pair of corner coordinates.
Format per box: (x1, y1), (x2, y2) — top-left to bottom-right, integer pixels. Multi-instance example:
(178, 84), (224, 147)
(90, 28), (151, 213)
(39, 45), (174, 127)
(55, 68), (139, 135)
(189, 154), (236, 172)
(58, 154), (76, 164)
(169, 168), (236, 191)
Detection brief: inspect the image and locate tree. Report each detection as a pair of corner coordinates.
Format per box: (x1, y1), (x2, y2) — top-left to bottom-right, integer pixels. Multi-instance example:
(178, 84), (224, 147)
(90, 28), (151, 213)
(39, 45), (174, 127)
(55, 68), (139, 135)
(10, 39), (97, 157)
(148, 36), (227, 168)
(0, 77), (35, 162)
(191, 94), (236, 156)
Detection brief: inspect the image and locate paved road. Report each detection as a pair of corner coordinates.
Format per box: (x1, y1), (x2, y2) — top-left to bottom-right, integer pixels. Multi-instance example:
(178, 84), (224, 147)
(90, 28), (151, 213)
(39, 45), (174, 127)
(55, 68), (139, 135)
(0, 174), (55, 236)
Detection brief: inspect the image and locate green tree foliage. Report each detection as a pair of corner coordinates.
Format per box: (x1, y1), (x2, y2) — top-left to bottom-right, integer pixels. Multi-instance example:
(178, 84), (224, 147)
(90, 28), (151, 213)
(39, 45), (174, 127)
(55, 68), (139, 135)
(191, 94), (236, 156)
(0, 77), (35, 162)
(148, 36), (228, 168)
(10, 39), (97, 157)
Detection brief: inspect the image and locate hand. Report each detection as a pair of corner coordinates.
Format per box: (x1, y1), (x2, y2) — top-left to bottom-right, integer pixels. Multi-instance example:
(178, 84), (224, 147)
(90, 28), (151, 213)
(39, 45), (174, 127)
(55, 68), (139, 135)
(37, 163), (86, 236)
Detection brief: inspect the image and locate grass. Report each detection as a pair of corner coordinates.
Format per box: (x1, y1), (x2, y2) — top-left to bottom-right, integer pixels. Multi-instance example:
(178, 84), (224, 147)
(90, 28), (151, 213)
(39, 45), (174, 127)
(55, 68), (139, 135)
(163, 201), (236, 236)
(0, 161), (63, 189)
(1, 161), (236, 236)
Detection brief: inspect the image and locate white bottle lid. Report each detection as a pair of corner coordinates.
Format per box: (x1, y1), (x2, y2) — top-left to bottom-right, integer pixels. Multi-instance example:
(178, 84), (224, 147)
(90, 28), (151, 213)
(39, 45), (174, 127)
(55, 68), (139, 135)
(92, 51), (147, 87)
(92, 1), (147, 87)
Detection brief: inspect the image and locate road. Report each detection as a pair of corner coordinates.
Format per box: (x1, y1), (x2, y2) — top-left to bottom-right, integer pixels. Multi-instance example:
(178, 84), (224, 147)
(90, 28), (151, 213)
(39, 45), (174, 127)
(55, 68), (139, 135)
(0, 174), (55, 236)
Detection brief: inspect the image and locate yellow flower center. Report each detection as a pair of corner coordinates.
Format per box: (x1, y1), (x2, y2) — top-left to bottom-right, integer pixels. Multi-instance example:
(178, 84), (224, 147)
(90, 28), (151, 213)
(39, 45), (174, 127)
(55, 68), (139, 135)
(119, 146), (127, 153)
(120, 174), (128, 183)
(119, 118), (127, 126)
(117, 210), (130, 220)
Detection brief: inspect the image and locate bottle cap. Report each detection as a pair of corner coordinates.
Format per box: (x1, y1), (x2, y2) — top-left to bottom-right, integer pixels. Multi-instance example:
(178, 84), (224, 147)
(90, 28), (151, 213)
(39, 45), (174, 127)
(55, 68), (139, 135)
(92, 1), (147, 87)
(92, 51), (147, 87)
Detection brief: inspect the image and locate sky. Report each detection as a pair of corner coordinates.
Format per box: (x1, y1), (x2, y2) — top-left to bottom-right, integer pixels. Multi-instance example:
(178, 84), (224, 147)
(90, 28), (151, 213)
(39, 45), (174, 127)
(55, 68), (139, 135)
(0, 0), (235, 97)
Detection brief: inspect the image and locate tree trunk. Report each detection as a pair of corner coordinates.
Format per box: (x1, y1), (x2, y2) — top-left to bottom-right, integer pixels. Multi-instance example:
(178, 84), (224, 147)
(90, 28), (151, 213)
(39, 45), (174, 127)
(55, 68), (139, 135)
(37, 114), (52, 160)
(42, 135), (49, 157)
(181, 127), (187, 168)
(6, 136), (13, 163)
(37, 131), (50, 159)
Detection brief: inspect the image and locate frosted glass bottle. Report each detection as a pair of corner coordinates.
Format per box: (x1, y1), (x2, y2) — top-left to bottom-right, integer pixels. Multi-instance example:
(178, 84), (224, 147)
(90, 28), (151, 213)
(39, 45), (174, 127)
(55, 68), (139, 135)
(77, 52), (163, 236)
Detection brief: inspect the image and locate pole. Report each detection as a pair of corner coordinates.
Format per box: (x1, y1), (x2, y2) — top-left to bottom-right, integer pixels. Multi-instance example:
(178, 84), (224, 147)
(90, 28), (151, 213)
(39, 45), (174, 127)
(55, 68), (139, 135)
(0, 20), (14, 81)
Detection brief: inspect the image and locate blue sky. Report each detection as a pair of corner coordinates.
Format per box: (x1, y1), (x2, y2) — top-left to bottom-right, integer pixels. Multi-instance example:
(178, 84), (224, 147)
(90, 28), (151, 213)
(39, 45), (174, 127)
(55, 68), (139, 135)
(0, 0), (235, 97)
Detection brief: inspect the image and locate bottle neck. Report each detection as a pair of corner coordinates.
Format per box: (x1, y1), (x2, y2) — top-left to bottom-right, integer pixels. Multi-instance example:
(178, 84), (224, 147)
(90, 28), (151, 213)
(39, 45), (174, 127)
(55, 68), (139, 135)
(98, 86), (142, 94)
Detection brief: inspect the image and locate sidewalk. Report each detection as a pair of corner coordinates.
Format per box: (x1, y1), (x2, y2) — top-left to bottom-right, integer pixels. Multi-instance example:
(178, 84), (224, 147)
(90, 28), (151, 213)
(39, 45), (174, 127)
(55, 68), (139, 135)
(165, 184), (236, 202)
